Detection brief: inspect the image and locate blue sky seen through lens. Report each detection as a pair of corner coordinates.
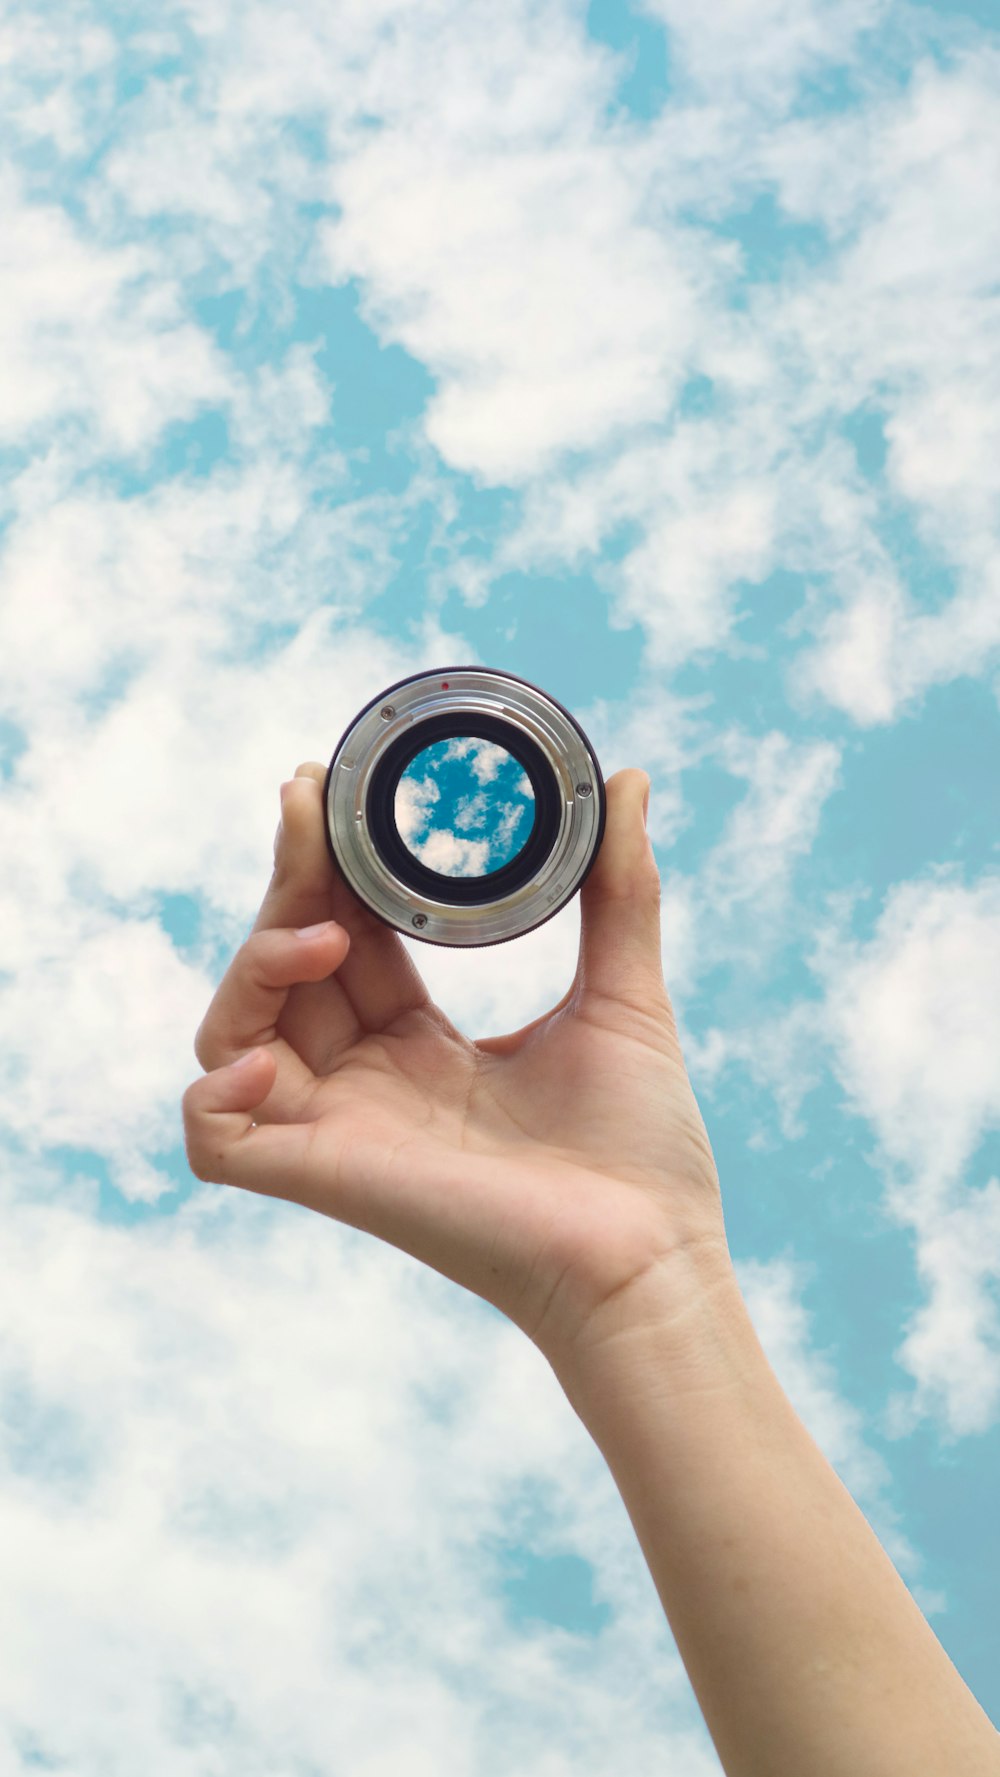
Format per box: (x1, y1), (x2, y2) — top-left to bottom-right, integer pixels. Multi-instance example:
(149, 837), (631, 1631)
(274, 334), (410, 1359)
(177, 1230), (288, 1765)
(395, 738), (536, 877)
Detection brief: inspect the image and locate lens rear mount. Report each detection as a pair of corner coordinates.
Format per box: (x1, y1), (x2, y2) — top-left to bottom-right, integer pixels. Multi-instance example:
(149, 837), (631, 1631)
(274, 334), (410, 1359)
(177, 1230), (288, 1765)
(322, 666), (606, 948)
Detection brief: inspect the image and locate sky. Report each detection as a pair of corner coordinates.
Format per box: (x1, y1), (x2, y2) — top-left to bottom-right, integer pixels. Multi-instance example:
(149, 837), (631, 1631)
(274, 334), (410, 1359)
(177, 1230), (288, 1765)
(1, 0), (999, 1769)
(394, 736), (538, 877)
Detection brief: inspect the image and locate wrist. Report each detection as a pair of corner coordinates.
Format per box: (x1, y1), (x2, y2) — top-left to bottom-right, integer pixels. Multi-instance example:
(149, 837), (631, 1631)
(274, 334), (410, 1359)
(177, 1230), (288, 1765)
(546, 1234), (754, 1432)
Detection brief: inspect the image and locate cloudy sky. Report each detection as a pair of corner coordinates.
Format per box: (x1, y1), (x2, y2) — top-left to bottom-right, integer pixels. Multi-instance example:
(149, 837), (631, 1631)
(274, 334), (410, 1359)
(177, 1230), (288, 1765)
(2, 0), (1000, 1768)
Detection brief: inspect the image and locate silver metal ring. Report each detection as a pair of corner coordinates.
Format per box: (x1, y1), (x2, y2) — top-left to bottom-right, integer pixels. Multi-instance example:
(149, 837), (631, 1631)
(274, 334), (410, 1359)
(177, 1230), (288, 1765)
(322, 666), (606, 948)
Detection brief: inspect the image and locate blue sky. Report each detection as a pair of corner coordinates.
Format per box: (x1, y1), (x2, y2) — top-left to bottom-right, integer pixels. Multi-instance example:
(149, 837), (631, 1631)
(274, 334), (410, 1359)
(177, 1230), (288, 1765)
(1, 0), (999, 1768)
(394, 736), (538, 876)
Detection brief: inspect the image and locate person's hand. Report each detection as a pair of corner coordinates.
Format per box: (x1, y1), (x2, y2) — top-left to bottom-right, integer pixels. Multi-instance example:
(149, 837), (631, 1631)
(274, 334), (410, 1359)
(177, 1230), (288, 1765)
(181, 763), (730, 1376)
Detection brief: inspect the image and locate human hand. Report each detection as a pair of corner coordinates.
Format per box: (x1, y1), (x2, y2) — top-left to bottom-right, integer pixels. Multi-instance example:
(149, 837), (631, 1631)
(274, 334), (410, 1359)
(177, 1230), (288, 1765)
(181, 763), (730, 1377)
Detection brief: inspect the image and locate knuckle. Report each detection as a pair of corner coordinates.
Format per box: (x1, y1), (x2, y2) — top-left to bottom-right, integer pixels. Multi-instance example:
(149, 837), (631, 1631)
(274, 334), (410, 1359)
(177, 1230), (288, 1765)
(193, 1148), (227, 1185)
(180, 1093), (212, 1184)
(191, 927), (290, 1070)
(181, 1128), (227, 1188)
(186, 1145), (214, 1184)
(242, 926), (282, 984)
(640, 861), (662, 899)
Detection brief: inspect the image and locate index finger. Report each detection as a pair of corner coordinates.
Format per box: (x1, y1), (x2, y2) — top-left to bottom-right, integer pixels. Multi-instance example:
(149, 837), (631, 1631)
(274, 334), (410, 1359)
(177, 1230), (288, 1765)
(194, 920), (348, 1082)
(258, 762), (438, 1036)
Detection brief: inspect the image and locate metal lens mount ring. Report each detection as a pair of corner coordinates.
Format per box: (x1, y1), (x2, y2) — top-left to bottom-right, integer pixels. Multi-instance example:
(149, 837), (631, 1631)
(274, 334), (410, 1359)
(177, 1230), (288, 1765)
(322, 666), (607, 949)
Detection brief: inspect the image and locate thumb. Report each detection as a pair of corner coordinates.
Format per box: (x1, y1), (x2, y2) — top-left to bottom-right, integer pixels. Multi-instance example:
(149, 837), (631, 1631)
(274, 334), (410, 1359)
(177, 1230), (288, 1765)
(575, 769), (669, 1016)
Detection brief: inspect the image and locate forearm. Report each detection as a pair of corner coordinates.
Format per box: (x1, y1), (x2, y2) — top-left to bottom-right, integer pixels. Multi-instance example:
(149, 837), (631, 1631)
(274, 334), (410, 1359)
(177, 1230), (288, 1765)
(551, 1243), (1000, 1777)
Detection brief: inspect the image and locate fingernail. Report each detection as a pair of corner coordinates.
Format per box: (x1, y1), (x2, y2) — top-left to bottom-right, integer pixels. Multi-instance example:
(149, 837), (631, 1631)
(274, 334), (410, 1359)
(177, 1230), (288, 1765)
(642, 783), (650, 828)
(231, 1049), (260, 1070)
(280, 781), (295, 807)
(296, 919), (340, 939)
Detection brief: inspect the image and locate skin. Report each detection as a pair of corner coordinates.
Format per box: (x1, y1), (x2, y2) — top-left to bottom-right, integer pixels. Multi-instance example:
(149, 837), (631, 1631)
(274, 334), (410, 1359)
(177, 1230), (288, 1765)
(182, 762), (730, 1376)
(182, 763), (1000, 1775)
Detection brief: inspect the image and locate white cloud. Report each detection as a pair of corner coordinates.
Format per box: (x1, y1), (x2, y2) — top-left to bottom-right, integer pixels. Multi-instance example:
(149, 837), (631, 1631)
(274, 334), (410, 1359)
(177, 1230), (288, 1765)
(793, 566), (1000, 728)
(701, 728), (842, 928)
(410, 825), (493, 877)
(495, 50), (1000, 716)
(637, 487), (775, 662)
(622, 725), (841, 1124)
(762, 52), (1000, 721)
(887, 1182), (1000, 1442)
(684, 998), (831, 1145)
(0, 914), (211, 1197)
(318, 134), (703, 483)
(814, 873), (1000, 1203)
(0, 174), (232, 456)
(0, 14), (116, 159)
(454, 790), (489, 831)
(465, 739), (511, 785)
(666, 725), (842, 1006)
(810, 872), (1000, 1434)
(0, 452), (405, 730)
(394, 771), (441, 842)
(643, 0), (884, 104)
(0, 1152), (924, 1770)
(792, 574), (912, 727)
(0, 1169), (718, 1773)
(8, 0), (996, 725)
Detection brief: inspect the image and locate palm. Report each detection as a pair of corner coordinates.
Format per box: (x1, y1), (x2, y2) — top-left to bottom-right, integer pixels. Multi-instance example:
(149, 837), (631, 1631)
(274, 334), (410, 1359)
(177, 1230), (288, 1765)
(274, 929), (718, 1359)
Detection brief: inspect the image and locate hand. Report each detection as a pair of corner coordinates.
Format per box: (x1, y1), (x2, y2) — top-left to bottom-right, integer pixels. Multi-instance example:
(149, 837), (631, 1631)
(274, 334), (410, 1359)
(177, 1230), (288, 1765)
(181, 763), (730, 1376)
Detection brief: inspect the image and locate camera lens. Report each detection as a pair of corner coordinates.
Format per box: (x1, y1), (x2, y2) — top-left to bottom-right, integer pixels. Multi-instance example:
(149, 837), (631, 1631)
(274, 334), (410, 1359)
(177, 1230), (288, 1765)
(322, 666), (606, 948)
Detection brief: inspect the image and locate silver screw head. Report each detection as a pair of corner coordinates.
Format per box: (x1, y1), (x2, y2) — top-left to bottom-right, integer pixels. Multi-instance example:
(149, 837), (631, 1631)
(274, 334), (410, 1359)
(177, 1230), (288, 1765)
(576, 783), (592, 797)
(412, 913), (428, 929)
(380, 705), (396, 720)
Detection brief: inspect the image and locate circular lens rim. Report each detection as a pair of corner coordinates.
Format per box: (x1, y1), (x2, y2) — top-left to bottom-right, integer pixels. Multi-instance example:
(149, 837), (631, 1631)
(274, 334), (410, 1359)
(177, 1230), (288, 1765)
(366, 712), (559, 904)
(322, 666), (606, 949)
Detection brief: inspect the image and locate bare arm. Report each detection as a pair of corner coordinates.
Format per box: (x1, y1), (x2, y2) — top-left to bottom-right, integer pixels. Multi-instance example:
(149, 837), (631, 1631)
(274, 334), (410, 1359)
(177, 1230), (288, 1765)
(551, 1242), (1000, 1777)
(184, 764), (999, 1776)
